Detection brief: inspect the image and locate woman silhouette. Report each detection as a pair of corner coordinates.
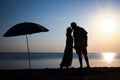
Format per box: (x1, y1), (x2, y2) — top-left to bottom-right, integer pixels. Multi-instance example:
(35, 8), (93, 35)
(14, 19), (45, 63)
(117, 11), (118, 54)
(60, 27), (73, 69)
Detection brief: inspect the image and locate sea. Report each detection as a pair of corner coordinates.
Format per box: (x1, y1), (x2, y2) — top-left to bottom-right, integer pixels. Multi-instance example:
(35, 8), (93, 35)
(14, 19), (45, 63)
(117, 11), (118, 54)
(0, 52), (120, 70)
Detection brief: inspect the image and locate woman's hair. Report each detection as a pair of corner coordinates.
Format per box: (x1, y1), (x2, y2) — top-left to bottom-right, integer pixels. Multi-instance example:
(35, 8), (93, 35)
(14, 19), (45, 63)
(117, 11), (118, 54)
(67, 27), (72, 32)
(66, 27), (72, 37)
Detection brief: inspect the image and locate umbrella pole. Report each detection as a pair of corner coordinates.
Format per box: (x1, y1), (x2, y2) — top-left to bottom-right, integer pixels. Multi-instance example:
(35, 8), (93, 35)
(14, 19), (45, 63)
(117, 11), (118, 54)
(26, 35), (31, 69)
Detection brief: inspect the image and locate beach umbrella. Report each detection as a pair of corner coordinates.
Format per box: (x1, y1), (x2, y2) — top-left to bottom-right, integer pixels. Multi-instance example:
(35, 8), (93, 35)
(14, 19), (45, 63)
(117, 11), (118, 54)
(3, 22), (49, 69)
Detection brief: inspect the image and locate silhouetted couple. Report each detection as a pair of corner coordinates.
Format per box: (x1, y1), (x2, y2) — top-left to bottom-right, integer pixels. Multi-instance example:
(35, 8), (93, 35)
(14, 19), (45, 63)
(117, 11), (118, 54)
(60, 22), (90, 69)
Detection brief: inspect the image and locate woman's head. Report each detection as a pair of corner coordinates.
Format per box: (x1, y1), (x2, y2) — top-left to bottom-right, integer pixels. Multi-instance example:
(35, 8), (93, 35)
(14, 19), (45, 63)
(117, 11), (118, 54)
(67, 27), (72, 33)
(66, 27), (72, 37)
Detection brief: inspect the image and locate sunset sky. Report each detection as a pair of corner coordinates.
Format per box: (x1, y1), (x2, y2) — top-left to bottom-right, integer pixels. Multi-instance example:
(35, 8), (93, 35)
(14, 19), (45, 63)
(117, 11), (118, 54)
(0, 0), (120, 53)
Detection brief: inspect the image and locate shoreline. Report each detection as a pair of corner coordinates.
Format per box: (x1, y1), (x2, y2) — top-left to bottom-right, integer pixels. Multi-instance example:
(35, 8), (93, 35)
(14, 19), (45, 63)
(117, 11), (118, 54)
(0, 67), (120, 80)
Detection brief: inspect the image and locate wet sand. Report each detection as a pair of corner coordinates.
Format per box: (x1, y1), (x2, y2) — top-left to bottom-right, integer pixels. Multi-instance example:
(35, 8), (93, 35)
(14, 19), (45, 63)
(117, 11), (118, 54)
(0, 67), (120, 80)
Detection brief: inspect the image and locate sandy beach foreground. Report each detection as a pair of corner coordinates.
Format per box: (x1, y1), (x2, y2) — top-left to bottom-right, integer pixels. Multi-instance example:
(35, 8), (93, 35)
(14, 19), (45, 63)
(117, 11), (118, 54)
(0, 67), (120, 80)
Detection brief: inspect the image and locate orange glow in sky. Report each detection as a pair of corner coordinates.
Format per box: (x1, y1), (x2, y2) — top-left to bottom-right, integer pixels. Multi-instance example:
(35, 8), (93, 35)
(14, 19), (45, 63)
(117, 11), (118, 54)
(88, 9), (120, 53)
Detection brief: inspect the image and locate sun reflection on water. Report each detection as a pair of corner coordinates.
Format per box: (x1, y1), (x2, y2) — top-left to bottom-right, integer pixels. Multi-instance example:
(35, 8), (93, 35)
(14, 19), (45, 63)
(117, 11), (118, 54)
(102, 52), (116, 63)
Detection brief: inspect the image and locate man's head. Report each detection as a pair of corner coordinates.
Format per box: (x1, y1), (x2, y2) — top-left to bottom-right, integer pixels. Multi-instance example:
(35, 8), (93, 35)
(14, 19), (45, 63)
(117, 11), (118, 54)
(71, 22), (77, 29)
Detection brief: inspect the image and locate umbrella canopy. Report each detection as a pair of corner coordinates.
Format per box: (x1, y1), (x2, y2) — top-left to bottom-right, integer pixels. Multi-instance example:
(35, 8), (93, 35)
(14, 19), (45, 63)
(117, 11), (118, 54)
(3, 22), (49, 69)
(3, 22), (49, 37)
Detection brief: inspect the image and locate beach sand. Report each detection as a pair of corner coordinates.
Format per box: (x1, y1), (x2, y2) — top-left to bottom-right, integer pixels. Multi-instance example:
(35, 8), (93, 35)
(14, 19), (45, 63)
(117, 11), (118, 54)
(0, 67), (120, 80)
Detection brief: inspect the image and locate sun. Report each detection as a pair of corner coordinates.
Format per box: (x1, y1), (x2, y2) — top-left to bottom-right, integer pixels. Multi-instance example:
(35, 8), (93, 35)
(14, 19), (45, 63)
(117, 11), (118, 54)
(99, 17), (118, 33)
(102, 52), (116, 63)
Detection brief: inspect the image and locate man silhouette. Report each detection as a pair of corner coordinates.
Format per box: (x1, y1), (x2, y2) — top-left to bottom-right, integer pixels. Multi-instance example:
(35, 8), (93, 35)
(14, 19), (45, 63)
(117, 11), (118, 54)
(70, 22), (90, 68)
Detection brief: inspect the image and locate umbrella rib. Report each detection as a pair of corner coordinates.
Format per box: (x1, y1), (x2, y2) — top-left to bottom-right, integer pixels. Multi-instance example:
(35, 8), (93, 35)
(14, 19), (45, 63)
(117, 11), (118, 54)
(26, 35), (31, 69)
